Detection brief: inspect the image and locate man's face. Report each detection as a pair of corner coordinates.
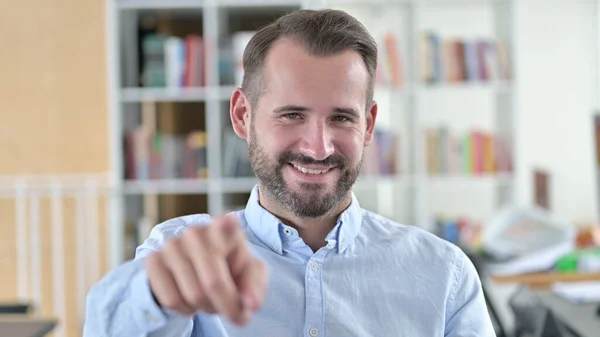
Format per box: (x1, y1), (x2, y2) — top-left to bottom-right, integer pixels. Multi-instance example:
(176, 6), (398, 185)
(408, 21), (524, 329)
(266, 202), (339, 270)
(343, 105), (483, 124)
(244, 38), (377, 218)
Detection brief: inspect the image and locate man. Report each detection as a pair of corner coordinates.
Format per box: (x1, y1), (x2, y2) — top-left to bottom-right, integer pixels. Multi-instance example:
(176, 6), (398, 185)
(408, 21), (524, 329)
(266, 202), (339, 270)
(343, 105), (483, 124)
(84, 9), (495, 337)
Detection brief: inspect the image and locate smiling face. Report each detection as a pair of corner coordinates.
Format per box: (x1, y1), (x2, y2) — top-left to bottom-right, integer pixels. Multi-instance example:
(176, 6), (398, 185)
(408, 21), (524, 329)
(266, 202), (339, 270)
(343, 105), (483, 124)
(231, 37), (377, 218)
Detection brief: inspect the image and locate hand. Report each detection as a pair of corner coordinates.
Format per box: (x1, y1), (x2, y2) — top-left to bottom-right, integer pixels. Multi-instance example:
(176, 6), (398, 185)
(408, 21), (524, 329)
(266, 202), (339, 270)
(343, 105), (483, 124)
(145, 215), (269, 325)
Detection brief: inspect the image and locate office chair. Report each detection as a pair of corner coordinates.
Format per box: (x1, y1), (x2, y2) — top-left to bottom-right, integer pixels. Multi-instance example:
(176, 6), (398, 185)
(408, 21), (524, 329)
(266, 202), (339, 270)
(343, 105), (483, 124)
(534, 309), (569, 337)
(0, 303), (29, 314)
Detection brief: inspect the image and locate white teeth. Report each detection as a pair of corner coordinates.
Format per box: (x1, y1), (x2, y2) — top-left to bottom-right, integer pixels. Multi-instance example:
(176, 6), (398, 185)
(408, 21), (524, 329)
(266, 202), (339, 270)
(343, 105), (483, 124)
(293, 164), (329, 175)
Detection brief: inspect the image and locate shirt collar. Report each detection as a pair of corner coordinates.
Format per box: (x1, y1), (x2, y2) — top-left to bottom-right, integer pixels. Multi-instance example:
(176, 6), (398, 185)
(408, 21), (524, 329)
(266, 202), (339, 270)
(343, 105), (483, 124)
(243, 184), (363, 255)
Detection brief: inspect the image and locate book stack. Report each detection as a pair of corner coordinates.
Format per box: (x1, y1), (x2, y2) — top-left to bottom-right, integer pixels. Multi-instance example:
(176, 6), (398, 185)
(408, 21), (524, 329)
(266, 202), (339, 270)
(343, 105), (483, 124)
(435, 215), (483, 249)
(375, 31), (405, 88)
(124, 128), (208, 180)
(424, 126), (512, 175)
(141, 33), (205, 88)
(419, 30), (511, 84)
(361, 128), (401, 177)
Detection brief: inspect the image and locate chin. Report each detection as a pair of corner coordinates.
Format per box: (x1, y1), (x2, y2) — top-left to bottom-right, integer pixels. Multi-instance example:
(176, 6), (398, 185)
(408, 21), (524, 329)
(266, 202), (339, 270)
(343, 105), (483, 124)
(287, 175), (335, 193)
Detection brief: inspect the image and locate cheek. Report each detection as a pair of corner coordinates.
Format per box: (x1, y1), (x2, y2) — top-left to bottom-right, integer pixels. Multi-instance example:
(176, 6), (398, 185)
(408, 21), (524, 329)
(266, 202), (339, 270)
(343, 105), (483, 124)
(258, 125), (297, 151)
(333, 130), (366, 159)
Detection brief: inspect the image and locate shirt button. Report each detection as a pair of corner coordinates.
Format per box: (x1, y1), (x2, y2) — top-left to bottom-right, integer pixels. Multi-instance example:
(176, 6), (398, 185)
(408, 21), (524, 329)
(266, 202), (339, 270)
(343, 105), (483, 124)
(310, 262), (319, 271)
(283, 227), (292, 235)
(309, 328), (319, 336)
(273, 243), (280, 251)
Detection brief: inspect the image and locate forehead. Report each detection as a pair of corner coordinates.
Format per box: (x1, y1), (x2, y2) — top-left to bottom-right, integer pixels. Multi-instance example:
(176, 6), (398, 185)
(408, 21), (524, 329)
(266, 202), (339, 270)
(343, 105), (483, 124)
(259, 37), (369, 110)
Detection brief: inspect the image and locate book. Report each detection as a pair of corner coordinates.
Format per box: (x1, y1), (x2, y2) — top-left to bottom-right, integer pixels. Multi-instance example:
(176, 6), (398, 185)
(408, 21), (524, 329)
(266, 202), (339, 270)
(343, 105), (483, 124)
(124, 128), (208, 180)
(423, 126), (513, 176)
(361, 128), (400, 177)
(418, 31), (511, 84)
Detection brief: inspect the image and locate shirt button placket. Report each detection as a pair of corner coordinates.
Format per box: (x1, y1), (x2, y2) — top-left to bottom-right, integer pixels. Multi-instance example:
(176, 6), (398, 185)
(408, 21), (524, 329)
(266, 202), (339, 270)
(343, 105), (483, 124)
(305, 249), (328, 337)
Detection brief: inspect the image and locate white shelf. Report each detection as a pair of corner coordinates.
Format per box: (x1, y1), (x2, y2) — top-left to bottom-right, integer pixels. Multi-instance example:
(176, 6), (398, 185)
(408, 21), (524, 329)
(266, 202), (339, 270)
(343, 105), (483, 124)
(417, 80), (512, 93)
(120, 86), (234, 102)
(326, 0), (505, 6)
(122, 179), (211, 194)
(218, 177), (259, 193)
(122, 177), (258, 195)
(355, 175), (408, 188)
(326, 0), (414, 5)
(419, 0), (507, 5)
(120, 176), (414, 194)
(373, 81), (511, 96)
(423, 172), (513, 185)
(117, 0), (205, 10)
(374, 84), (412, 95)
(216, 0), (303, 7)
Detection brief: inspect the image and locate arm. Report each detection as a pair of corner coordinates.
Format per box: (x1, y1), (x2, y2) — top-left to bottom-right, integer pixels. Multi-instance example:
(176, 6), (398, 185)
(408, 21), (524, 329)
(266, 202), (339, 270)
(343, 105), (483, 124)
(83, 215), (211, 337)
(444, 250), (496, 337)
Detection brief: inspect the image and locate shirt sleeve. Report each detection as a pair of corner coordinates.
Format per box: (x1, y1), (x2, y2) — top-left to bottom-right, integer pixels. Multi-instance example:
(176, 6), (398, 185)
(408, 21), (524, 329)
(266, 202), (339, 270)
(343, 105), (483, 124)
(83, 214), (212, 337)
(444, 249), (497, 337)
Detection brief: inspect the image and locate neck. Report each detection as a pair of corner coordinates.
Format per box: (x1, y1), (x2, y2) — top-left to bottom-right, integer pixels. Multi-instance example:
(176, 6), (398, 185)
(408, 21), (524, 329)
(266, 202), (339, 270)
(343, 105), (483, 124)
(257, 184), (352, 252)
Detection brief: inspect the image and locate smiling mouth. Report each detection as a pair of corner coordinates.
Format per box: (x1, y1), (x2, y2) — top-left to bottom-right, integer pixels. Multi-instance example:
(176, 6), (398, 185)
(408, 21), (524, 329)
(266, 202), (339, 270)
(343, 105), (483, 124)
(291, 163), (333, 175)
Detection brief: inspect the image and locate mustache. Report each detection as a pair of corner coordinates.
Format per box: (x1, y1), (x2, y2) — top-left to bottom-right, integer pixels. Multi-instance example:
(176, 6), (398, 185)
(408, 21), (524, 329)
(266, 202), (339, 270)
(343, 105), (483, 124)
(278, 152), (347, 168)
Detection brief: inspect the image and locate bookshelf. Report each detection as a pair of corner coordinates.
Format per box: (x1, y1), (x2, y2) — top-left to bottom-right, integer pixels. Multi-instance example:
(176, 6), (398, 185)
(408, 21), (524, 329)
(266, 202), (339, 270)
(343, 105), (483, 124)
(318, 0), (517, 241)
(107, 0), (516, 266)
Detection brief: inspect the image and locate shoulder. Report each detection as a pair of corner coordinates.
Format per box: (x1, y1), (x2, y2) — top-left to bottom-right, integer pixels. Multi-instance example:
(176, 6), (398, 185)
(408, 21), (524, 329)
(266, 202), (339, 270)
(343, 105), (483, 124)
(360, 210), (480, 300)
(360, 209), (469, 273)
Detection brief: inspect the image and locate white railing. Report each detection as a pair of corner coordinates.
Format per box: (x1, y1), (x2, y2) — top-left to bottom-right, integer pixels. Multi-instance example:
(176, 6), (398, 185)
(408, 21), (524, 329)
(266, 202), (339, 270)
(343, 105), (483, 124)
(0, 174), (114, 337)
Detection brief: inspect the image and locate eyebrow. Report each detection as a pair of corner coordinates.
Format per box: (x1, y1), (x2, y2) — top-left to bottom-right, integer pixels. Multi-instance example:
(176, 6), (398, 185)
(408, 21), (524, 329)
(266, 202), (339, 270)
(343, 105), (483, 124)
(333, 107), (360, 119)
(273, 105), (309, 114)
(272, 105), (361, 118)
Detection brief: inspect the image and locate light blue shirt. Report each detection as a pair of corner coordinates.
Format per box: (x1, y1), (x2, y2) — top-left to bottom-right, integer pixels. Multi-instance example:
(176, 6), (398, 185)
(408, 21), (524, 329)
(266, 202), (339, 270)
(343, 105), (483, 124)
(84, 185), (495, 337)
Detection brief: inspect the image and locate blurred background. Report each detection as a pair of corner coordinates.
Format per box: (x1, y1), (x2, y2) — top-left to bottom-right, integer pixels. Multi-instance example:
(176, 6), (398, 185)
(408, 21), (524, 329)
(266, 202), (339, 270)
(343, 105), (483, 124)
(1, 0), (600, 336)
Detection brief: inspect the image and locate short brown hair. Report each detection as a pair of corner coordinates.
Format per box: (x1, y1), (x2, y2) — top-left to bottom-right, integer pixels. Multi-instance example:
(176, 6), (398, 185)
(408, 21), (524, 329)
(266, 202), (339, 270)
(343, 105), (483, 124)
(241, 9), (378, 110)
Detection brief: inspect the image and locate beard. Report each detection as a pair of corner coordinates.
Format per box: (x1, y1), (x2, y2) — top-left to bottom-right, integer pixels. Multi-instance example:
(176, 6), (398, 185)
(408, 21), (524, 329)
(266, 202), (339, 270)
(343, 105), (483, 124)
(247, 123), (362, 218)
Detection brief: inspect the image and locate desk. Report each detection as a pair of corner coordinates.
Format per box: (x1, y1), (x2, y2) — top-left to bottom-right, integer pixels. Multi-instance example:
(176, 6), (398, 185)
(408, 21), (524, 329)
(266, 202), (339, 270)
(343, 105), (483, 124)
(492, 272), (600, 289)
(0, 315), (57, 337)
(485, 271), (600, 336)
(535, 291), (600, 337)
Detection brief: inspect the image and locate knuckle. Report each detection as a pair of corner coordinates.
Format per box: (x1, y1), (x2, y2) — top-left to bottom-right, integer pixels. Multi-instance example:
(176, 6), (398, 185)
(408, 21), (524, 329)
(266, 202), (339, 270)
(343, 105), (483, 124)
(162, 239), (183, 261)
(205, 240), (225, 257)
(185, 226), (205, 244)
(203, 275), (222, 292)
(182, 285), (204, 306)
(145, 252), (160, 270)
(163, 238), (177, 252)
(161, 294), (183, 309)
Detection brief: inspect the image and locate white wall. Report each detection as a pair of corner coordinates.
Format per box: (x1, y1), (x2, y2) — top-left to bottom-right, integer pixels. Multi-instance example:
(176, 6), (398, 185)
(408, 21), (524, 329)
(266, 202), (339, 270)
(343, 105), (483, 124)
(515, 0), (599, 224)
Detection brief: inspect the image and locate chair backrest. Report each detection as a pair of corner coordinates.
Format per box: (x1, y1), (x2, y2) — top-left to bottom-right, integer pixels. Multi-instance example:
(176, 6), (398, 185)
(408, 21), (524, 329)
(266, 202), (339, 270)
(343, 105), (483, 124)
(0, 303), (30, 314)
(0, 317), (56, 337)
(534, 309), (568, 337)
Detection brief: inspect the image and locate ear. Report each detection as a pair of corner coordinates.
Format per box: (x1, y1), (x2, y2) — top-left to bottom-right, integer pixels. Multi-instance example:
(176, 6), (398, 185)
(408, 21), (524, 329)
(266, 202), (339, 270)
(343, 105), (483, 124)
(363, 100), (378, 146)
(230, 88), (251, 140)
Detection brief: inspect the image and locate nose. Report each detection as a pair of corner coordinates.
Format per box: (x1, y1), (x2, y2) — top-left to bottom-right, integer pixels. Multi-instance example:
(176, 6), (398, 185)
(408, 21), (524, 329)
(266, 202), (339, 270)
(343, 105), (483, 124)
(297, 122), (335, 161)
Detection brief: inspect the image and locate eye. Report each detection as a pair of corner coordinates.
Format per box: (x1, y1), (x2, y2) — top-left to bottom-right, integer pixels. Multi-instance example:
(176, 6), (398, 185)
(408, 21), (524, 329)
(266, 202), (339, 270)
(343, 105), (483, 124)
(333, 115), (351, 122)
(283, 112), (302, 120)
